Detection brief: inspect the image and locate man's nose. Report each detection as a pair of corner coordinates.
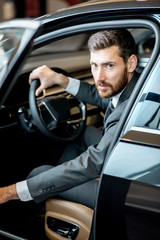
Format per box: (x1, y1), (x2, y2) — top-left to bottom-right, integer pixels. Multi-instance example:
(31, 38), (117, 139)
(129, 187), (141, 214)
(95, 67), (105, 82)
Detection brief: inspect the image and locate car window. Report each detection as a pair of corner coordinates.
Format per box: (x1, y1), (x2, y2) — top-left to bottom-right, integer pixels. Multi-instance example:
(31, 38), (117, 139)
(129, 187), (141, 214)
(0, 28), (34, 83)
(125, 60), (160, 134)
(22, 33), (91, 75)
(31, 34), (89, 55)
(0, 28), (26, 82)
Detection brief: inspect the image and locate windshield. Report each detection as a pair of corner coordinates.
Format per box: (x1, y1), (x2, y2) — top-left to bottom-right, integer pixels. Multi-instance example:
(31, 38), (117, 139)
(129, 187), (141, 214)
(0, 28), (26, 82)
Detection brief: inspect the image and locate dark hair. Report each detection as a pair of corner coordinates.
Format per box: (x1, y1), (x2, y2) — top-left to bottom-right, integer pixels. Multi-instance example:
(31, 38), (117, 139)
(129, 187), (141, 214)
(88, 29), (136, 63)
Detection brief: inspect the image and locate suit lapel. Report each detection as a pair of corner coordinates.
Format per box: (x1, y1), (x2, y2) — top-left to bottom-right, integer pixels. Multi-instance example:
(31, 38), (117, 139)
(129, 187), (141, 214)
(104, 100), (114, 122)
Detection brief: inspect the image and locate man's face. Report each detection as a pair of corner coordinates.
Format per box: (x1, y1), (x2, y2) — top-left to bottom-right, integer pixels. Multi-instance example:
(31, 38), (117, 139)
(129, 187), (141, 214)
(90, 46), (129, 98)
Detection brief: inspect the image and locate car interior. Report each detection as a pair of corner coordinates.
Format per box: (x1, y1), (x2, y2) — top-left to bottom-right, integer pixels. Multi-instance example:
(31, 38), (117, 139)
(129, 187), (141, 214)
(0, 27), (155, 239)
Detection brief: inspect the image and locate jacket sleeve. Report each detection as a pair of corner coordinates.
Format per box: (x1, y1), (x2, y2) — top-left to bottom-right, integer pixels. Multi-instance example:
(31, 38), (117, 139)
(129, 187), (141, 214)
(27, 101), (126, 203)
(27, 128), (112, 203)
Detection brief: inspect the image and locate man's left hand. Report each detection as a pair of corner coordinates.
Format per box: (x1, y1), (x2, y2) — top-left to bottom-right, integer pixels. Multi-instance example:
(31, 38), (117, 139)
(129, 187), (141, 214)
(0, 184), (19, 204)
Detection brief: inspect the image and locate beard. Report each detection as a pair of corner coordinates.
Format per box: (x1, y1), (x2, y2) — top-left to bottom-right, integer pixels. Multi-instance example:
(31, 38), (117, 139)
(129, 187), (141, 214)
(95, 67), (128, 98)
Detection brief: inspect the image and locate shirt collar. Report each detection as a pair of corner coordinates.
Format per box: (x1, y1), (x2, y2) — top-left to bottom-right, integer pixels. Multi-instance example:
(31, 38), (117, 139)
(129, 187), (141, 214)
(112, 91), (123, 108)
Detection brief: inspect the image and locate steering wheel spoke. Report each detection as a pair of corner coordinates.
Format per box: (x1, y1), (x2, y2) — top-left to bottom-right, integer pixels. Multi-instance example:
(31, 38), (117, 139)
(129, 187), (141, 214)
(37, 101), (58, 130)
(29, 78), (86, 143)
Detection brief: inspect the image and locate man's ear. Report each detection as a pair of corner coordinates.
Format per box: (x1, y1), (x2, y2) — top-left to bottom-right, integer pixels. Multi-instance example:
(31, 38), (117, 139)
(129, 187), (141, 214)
(127, 54), (138, 73)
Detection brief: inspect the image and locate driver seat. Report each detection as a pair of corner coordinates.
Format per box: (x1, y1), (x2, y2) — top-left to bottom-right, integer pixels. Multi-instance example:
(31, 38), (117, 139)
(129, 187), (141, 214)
(45, 198), (94, 240)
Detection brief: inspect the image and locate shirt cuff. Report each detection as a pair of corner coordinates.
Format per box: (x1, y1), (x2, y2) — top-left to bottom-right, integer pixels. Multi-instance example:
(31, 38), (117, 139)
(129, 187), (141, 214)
(16, 180), (33, 202)
(65, 77), (80, 96)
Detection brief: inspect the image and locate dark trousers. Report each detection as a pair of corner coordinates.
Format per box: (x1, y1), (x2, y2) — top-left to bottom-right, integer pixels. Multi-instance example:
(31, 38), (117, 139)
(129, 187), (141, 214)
(27, 126), (101, 209)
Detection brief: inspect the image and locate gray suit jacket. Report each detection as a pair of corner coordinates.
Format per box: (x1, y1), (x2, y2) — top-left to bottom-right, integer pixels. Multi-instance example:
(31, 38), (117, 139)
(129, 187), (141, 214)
(27, 72), (139, 203)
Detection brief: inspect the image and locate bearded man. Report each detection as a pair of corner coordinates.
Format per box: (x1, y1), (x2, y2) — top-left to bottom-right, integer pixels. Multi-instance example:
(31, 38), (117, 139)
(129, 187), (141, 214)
(0, 29), (139, 209)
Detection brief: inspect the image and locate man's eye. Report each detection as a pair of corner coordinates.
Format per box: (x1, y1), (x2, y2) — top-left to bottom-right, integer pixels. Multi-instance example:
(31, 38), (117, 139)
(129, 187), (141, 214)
(91, 63), (97, 68)
(107, 64), (113, 68)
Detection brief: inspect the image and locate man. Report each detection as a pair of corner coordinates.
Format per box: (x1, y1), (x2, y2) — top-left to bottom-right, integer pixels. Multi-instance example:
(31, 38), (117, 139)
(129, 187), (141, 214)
(0, 29), (138, 208)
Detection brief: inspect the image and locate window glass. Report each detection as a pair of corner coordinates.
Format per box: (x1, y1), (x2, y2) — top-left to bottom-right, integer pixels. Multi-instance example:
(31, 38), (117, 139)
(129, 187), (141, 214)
(0, 28), (24, 81)
(0, 28), (34, 84)
(125, 59), (160, 133)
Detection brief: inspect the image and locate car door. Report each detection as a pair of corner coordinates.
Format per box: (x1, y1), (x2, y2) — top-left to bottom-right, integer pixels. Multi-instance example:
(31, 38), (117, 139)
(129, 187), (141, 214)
(96, 38), (160, 239)
(0, 19), (41, 105)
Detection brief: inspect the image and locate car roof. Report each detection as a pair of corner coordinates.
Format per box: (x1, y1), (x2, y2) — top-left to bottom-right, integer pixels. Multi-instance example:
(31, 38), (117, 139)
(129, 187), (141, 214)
(36, 0), (160, 24)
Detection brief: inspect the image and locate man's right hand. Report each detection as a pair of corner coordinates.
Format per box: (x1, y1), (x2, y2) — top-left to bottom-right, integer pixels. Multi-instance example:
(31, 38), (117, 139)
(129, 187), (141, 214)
(29, 65), (69, 96)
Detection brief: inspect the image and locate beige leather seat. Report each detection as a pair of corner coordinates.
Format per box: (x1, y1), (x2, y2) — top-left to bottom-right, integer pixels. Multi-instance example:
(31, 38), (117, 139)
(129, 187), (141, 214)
(45, 198), (94, 240)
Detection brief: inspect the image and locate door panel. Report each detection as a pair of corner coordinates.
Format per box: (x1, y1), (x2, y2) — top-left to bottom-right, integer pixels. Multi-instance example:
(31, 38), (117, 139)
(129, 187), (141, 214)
(126, 181), (160, 240)
(96, 138), (160, 239)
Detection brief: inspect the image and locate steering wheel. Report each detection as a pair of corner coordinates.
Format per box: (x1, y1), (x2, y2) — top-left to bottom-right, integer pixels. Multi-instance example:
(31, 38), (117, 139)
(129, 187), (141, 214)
(29, 79), (86, 143)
